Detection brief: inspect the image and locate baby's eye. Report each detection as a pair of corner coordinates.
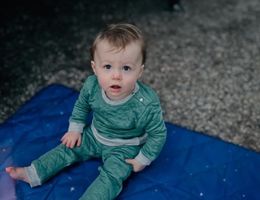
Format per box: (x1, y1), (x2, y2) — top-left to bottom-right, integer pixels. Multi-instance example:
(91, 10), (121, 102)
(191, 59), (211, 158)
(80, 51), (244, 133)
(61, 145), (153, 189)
(122, 65), (131, 71)
(103, 64), (112, 70)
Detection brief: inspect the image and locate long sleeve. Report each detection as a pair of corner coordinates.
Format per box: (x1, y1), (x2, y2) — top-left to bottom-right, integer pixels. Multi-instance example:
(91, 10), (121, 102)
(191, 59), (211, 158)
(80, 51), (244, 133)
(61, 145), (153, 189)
(135, 103), (167, 165)
(68, 77), (93, 132)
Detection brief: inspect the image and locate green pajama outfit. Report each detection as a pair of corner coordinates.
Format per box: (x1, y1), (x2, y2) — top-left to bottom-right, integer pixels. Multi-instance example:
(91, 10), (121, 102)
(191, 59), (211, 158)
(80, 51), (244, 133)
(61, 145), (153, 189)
(26, 75), (167, 200)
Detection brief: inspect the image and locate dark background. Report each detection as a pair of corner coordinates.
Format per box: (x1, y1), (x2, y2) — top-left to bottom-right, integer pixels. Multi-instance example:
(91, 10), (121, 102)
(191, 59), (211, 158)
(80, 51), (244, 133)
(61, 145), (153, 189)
(0, 0), (171, 117)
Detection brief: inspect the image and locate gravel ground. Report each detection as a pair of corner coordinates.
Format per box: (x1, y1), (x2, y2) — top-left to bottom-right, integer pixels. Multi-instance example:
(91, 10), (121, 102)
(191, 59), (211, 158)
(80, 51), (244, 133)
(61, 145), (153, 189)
(1, 0), (260, 152)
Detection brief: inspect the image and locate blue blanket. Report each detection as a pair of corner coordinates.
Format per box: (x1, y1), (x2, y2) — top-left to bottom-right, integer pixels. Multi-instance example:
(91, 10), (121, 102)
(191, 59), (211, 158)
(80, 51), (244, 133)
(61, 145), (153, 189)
(1, 84), (260, 200)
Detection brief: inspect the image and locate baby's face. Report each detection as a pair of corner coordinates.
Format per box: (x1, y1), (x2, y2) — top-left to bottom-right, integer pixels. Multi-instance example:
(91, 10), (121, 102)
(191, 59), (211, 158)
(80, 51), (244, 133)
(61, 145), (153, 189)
(91, 39), (144, 101)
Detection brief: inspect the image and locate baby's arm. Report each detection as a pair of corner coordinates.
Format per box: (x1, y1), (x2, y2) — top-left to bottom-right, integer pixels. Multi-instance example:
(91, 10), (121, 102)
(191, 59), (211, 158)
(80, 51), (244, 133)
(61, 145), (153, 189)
(127, 104), (167, 172)
(61, 131), (82, 148)
(61, 78), (93, 148)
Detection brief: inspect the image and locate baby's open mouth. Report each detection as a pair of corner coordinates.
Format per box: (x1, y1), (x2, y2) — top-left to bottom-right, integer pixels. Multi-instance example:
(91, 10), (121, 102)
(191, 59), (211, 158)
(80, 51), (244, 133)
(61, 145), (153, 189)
(111, 85), (121, 89)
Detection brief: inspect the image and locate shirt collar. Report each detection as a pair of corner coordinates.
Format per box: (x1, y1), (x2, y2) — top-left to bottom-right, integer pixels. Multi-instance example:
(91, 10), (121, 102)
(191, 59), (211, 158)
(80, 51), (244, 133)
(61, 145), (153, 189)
(102, 83), (139, 105)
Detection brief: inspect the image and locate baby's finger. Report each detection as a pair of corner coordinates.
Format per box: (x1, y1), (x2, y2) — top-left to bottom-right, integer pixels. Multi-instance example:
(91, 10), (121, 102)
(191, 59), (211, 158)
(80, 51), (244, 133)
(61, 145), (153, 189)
(64, 138), (72, 148)
(68, 140), (75, 148)
(61, 133), (69, 142)
(125, 159), (134, 165)
(61, 137), (67, 145)
(77, 137), (81, 147)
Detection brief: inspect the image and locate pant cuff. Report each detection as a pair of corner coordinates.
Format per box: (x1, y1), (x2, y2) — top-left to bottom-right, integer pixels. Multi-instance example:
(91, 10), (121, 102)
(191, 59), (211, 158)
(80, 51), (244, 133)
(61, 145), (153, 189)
(24, 164), (41, 187)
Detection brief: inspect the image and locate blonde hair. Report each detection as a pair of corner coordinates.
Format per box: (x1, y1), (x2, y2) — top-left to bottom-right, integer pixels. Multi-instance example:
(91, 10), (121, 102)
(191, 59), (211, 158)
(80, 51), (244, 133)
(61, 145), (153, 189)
(90, 23), (146, 64)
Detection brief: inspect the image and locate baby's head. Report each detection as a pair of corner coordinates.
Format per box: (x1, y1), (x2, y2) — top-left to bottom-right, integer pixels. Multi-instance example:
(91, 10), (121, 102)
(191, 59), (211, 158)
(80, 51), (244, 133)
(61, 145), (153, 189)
(90, 23), (146, 65)
(90, 23), (147, 101)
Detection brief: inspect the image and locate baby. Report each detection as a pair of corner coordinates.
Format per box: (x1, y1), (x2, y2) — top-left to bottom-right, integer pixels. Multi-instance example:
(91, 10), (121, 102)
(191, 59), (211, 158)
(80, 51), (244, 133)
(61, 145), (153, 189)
(6, 23), (167, 200)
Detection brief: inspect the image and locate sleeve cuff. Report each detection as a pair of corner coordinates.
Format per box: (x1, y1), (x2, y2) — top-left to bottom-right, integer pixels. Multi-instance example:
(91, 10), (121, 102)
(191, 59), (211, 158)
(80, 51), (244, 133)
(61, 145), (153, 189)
(135, 151), (152, 166)
(68, 121), (85, 133)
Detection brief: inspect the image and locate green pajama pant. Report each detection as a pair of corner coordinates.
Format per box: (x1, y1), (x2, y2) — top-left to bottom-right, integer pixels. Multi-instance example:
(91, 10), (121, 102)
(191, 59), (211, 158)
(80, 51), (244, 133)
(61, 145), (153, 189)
(32, 127), (141, 200)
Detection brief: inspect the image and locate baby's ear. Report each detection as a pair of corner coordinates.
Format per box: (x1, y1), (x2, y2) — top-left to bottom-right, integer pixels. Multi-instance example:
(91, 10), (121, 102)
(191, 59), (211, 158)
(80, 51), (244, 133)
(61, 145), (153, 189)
(91, 61), (96, 74)
(139, 65), (144, 78)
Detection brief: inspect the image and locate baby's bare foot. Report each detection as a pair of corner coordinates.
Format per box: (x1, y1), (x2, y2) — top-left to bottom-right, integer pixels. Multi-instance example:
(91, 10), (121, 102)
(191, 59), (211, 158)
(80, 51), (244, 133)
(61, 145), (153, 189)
(5, 167), (30, 184)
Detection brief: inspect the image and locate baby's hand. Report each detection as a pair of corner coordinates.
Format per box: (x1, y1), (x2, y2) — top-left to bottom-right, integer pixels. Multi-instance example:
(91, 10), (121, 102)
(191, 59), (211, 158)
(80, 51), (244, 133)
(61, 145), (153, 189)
(125, 158), (146, 172)
(61, 131), (82, 148)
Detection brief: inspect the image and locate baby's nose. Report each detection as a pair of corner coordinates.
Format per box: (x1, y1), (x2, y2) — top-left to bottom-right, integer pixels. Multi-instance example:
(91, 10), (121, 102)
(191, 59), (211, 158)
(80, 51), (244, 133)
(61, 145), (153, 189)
(112, 69), (122, 80)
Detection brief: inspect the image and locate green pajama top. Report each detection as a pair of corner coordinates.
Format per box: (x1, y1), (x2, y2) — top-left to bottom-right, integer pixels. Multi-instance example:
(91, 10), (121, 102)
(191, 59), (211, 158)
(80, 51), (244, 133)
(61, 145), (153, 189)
(68, 75), (167, 165)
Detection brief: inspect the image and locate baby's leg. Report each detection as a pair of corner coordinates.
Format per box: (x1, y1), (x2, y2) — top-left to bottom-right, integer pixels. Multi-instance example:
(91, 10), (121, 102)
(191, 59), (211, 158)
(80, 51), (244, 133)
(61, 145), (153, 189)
(6, 129), (99, 187)
(5, 143), (83, 188)
(80, 145), (140, 200)
(31, 132), (96, 186)
(5, 167), (29, 184)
